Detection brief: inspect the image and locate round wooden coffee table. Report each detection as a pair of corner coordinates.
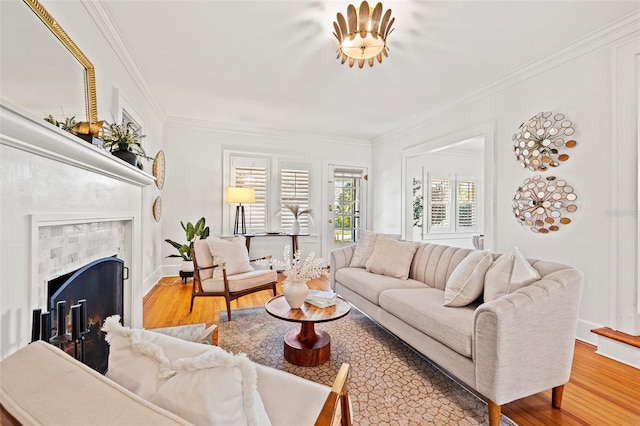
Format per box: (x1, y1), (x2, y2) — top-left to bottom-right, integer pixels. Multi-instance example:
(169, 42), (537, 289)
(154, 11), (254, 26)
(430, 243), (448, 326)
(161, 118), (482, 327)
(265, 295), (350, 366)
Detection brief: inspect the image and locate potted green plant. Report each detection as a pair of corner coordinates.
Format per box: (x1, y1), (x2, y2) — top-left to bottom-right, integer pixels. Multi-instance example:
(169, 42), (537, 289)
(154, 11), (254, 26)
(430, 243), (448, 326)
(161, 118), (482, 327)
(101, 120), (150, 169)
(165, 217), (210, 272)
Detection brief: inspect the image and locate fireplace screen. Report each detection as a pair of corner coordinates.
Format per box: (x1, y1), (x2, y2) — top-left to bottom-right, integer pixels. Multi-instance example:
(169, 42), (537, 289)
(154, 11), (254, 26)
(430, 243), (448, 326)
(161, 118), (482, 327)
(48, 257), (124, 374)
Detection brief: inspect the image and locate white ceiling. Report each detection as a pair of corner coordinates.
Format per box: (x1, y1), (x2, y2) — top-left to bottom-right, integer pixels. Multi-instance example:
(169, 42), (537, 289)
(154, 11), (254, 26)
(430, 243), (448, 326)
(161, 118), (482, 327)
(97, 0), (639, 141)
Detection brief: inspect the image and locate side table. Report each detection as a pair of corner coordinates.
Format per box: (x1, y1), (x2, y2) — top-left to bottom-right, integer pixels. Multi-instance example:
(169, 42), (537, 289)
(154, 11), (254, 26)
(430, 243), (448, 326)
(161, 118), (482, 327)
(179, 270), (193, 284)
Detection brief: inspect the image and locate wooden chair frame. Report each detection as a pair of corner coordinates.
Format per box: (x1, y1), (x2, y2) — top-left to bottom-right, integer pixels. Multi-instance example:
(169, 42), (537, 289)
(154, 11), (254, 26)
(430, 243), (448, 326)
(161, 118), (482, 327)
(190, 249), (277, 321)
(315, 363), (351, 426)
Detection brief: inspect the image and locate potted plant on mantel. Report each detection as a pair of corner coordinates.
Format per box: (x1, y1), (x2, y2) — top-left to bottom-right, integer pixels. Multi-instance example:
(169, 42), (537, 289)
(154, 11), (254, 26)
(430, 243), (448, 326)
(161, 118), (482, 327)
(101, 120), (151, 169)
(165, 217), (210, 273)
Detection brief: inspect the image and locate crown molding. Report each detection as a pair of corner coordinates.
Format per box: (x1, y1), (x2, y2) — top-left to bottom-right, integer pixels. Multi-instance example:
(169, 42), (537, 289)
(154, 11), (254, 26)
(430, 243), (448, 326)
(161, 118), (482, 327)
(373, 10), (640, 144)
(81, 0), (165, 122)
(165, 116), (372, 147)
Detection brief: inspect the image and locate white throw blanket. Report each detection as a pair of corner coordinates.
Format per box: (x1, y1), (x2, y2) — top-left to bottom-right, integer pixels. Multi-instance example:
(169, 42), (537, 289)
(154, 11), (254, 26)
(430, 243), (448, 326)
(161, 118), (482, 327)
(102, 315), (271, 426)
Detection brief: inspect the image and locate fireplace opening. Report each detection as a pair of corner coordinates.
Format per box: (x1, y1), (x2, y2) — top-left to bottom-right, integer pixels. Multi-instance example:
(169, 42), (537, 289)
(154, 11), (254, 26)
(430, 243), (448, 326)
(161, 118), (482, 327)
(48, 256), (125, 373)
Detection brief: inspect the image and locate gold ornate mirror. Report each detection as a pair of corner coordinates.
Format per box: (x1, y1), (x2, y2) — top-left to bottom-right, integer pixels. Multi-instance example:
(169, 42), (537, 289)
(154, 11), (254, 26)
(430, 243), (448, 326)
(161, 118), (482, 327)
(1, 0), (97, 123)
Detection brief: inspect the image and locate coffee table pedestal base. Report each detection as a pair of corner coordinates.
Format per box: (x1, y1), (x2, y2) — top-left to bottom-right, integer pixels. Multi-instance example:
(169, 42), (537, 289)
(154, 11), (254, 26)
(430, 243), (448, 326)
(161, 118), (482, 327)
(284, 326), (330, 367)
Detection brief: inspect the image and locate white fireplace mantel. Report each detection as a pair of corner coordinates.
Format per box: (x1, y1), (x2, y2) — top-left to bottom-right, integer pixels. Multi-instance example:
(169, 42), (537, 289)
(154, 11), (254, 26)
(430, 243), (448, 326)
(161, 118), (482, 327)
(0, 101), (155, 187)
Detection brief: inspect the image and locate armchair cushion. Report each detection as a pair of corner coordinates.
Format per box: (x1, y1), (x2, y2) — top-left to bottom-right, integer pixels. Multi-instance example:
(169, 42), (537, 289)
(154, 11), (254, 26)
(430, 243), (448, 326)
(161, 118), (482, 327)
(206, 236), (253, 276)
(201, 269), (278, 293)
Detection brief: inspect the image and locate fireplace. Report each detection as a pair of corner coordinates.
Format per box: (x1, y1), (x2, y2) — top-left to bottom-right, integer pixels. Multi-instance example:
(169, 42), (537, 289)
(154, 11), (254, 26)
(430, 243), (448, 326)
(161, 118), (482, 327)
(48, 257), (125, 373)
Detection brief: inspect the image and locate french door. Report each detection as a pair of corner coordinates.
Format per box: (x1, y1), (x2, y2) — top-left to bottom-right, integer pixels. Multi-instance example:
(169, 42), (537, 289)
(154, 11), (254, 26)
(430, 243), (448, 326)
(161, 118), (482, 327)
(326, 165), (367, 257)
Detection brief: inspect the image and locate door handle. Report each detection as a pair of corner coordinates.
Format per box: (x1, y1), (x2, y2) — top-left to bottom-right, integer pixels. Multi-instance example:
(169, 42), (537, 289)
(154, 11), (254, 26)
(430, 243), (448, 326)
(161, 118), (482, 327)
(328, 204), (333, 212)
(328, 219), (333, 223)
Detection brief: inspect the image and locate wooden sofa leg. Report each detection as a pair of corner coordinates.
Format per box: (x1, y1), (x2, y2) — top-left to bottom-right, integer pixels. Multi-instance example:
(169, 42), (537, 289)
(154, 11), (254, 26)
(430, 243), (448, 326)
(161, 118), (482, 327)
(552, 385), (564, 409)
(488, 400), (501, 426)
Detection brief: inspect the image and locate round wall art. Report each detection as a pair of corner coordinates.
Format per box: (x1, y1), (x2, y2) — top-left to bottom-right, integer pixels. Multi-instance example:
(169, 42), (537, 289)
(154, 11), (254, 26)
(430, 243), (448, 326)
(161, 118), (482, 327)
(512, 175), (577, 233)
(513, 111), (577, 171)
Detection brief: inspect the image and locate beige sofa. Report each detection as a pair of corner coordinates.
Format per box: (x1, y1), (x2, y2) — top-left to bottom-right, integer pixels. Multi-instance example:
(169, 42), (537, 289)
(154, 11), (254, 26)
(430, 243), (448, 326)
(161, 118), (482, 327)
(331, 240), (583, 425)
(0, 336), (350, 425)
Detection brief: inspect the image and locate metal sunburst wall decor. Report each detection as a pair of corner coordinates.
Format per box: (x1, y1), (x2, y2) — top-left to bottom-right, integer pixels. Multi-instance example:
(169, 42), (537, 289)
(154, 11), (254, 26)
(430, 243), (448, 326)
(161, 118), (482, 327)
(512, 175), (578, 233)
(513, 112), (577, 171)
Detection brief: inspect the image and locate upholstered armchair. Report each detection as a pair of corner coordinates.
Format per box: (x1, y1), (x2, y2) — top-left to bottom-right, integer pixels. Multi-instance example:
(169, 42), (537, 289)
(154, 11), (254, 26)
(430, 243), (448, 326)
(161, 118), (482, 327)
(191, 237), (277, 320)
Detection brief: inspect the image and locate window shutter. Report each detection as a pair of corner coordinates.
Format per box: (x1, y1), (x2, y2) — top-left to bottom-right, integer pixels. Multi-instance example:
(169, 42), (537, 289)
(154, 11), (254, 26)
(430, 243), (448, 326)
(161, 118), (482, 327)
(429, 177), (450, 231)
(280, 168), (310, 232)
(234, 166), (267, 233)
(457, 180), (477, 229)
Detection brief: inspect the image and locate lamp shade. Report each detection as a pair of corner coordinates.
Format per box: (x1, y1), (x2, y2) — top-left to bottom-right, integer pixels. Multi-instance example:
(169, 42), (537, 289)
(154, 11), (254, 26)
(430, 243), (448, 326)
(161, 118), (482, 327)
(226, 187), (255, 204)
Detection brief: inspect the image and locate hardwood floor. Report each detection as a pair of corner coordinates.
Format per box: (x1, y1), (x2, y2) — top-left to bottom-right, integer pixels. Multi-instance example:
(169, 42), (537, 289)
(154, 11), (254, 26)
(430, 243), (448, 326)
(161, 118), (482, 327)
(144, 275), (640, 425)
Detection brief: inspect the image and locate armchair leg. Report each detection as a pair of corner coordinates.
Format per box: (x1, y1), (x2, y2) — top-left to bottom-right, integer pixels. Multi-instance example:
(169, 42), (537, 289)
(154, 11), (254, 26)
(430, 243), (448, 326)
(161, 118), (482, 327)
(488, 400), (501, 426)
(552, 385), (565, 409)
(225, 298), (232, 322)
(189, 295), (195, 313)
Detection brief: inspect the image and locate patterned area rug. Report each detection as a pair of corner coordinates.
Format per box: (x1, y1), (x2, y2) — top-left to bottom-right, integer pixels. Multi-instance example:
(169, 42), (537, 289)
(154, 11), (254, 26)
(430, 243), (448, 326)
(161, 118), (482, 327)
(218, 307), (516, 426)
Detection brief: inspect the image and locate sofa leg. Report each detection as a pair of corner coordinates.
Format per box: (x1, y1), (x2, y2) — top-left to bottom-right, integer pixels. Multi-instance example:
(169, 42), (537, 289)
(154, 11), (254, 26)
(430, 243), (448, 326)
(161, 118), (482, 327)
(488, 400), (501, 426)
(552, 385), (564, 409)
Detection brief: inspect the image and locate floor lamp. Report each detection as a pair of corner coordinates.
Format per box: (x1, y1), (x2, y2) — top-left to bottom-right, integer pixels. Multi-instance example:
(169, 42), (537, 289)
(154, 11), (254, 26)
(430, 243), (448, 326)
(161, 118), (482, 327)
(226, 187), (255, 235)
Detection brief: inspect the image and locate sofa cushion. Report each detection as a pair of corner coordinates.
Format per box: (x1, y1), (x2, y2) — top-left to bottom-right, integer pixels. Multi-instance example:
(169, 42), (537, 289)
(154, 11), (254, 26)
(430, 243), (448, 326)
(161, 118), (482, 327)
(379, 288), (478, 358)
(350, 230), (401, 268)
(484, 247), (541, 302)
(103, 316), (271, 426)
(336, 267), (426, 305)
(366, 237), (420, 279)
(443, 250), (493, 307)
(206, 236), (254, 276)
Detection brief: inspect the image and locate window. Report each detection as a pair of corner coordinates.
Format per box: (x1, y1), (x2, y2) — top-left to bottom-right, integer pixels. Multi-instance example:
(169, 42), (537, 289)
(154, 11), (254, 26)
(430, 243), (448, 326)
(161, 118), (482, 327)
(280, 166), (310, 232)
(425, 173), (479, 234)
(333, 170), (362, 243)
(231, 158), (269, 234)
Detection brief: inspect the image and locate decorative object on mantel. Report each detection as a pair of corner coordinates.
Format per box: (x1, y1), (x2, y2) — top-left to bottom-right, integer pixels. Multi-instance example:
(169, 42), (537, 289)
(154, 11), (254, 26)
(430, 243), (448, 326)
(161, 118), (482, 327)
(152, 196), (162, 222)
(513, 111), (577, 171)
(226, 186), (255, 235)
(72, 120), (105, 147)
(333, 1), (395, 68)
(283, 203), (313, 235)
(101, 120), (150, 169)
(512, 175), (578, 233)
(151, 150), (165, 189)
(165, 217), (210, 272)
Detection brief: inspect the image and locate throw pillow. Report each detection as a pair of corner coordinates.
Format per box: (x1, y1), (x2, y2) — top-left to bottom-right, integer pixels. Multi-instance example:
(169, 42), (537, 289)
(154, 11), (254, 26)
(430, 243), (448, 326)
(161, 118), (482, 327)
(484, 247), (541, 302)
(365, 236), (419, 280)
(443, 250), (493, 307)
(350, 230), (401, 268)
(102, 315), (271, 426)
(206, 236), (254, 276)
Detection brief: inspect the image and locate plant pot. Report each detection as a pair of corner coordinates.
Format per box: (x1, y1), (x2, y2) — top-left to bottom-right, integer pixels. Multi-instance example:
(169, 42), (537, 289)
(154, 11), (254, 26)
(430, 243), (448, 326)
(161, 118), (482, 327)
(283, 282), (309, 309)
(181, 260), (194, 273)
(111, 142), (137, 167)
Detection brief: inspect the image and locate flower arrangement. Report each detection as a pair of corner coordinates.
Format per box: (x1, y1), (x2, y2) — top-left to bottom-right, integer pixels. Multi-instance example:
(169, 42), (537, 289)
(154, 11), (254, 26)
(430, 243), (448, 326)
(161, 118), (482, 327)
(283, 203), (313, 220)
(261, 245), (325, 284)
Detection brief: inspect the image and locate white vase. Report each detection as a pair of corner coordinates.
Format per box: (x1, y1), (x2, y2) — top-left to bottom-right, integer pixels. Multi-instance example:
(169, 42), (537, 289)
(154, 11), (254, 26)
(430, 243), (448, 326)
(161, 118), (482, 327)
(292, 218), (301, 235)
(181, 260), (194, 272)
(283, 282), (309, 309)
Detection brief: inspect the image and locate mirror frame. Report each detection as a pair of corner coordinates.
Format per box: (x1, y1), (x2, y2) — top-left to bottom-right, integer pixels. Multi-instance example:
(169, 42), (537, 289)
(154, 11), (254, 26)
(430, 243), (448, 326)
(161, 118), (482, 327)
(22, 0), (98, 123)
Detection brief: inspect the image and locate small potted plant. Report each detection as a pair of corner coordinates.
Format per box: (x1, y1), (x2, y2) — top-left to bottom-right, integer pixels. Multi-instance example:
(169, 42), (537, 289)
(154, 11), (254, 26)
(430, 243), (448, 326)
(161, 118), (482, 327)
(164, 217), (210, 272)
(101, 120), (150, 169)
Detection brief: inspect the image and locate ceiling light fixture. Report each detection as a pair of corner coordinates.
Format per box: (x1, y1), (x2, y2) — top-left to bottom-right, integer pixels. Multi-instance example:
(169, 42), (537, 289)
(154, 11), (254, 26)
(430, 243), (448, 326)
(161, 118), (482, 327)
(333, 1), (395, 68)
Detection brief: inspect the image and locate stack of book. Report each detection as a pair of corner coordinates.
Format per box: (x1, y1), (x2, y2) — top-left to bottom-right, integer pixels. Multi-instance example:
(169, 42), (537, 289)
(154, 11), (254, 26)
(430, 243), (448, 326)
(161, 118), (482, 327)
(305, 290), (338, 308)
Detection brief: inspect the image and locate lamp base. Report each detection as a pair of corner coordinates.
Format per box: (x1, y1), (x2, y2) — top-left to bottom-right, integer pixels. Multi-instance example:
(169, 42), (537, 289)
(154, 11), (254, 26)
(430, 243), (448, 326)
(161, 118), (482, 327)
(233, 204), (246, 235)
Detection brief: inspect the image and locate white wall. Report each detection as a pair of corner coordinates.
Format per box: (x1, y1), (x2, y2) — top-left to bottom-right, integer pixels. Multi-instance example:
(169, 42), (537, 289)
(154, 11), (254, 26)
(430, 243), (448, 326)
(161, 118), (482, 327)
(161, 120), (372, 272)
(371, 21), (640, 351)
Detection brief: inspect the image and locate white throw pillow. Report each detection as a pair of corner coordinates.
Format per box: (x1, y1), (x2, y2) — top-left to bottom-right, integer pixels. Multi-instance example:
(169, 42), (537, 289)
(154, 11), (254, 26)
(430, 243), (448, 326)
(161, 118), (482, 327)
(102, 315), (271, 426)
(443, 250), (493, 307)
(206, 236), (254, 276)
(365, 236), (419, 280)
(350, 230), (401, 268)
(484, 247), (541, 302)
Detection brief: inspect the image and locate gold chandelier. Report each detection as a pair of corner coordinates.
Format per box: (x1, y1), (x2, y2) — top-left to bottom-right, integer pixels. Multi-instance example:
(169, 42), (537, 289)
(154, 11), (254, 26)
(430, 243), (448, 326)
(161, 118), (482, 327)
(333, 1), (395, 68)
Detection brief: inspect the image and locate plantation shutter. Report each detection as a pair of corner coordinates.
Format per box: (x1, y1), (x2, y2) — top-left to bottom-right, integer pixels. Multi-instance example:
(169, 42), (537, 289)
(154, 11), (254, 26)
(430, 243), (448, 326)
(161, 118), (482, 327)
(428, 176), (452, 232)
(457, 179), (477, 229)
(234, 166), (267, 233)
(280, 167), (310, 232)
